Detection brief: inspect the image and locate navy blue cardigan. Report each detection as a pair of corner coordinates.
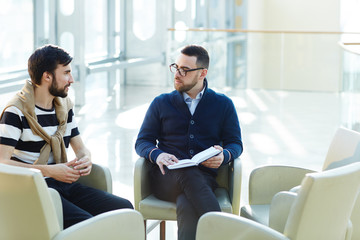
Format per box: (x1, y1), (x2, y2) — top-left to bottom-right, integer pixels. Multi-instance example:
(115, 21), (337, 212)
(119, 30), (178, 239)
(135, 80), (243, 175)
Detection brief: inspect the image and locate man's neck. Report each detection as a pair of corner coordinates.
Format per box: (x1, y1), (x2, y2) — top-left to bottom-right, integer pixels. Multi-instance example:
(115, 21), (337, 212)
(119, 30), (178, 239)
(34, 86), (54, 110)
(186, 80), (205, 99)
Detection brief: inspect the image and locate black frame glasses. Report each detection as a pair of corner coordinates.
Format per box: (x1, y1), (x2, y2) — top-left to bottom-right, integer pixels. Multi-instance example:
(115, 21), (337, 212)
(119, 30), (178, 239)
(169, 63), (204, 77)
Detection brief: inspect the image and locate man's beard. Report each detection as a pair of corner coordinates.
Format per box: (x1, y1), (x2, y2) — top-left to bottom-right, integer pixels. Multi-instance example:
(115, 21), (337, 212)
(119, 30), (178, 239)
(174, 76), (198, 93)
(49, 76), (69, 98)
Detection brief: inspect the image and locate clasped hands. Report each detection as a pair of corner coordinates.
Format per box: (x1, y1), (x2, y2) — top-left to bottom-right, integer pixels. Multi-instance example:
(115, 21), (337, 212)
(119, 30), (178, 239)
(49, 155), (92, 183)
(156, 145), (224, 175)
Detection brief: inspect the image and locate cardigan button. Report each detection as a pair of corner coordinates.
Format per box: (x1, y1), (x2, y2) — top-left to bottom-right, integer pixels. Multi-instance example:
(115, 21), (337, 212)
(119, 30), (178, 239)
(190, 149), (194, 154)
(190, 120), (195, 125)
(190, 134), (194, 139)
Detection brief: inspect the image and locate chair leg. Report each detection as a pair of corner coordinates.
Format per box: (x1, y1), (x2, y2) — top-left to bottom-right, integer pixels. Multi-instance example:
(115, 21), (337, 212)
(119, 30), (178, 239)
(160, 220), (166, 240)
(144, 220), (147, 240)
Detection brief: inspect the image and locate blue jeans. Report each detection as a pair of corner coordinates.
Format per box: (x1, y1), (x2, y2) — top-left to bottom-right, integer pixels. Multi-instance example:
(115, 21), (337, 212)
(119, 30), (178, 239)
(151, 166), (221, 240)
(46, 178), (133, 228)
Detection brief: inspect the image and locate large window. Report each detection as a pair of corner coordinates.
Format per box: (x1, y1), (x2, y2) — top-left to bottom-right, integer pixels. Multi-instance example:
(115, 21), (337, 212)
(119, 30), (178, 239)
(0, 0), (33, 73)
(84, 0), (108, 60)
(133, 0), (156, 41)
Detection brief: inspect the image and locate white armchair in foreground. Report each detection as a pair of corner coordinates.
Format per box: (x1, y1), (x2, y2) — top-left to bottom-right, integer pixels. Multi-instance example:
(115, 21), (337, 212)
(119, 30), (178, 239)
(197, 162), (360, 240)
(0, 164), (144, 240)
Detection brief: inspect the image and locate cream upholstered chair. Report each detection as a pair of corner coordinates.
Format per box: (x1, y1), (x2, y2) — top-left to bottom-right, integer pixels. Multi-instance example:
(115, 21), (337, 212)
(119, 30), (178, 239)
(241, 127), (360, 231)
(0, 164), (145, 240)
(78, 163), (113, 193)
(134, 157), (242, 239)
(197, 162), (360, 240)
(50, 163), (114, 230)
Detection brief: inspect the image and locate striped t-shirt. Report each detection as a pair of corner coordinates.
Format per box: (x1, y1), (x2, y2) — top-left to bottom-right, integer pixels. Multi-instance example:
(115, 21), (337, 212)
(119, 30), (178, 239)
(0, 105), (80, 164)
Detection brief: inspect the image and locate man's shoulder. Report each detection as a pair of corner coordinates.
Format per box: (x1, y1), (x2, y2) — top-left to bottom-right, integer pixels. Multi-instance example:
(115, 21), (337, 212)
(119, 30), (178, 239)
(1, 105), (23, 117)
(153, 90), (178, 102)
(205, 88), (232, 103)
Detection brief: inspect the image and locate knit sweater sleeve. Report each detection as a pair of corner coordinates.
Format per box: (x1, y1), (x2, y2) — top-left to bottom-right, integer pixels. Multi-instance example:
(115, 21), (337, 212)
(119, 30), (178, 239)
(220, 97), (243, 165)
(135, 96), (164, 163)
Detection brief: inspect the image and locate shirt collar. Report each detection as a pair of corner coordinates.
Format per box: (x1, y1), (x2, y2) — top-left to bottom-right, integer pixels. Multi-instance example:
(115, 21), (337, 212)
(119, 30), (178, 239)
(183, 85), (205, 101)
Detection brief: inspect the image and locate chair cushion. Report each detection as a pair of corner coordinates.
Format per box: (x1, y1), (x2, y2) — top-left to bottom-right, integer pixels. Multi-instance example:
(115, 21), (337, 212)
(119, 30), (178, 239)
(140, 194), (177, 220)
(240, 204), (270, 226)
(140, 187), (232, 220)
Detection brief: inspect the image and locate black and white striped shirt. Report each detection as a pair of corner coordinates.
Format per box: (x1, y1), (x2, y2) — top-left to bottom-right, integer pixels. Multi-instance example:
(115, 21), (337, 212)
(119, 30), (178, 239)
(0, 105), (80, 164)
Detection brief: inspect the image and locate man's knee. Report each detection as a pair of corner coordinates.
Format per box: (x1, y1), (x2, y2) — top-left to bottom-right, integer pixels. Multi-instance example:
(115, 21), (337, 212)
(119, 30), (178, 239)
(117, 197), (134, 209)
(176, 167), (204, 186)
(103, 192), (134, 210)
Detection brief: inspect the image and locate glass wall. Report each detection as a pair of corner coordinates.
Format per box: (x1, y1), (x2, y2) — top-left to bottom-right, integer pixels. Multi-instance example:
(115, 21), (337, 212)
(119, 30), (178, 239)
(84, 0), (108, 60)
(0, 0), (359, 111)
(0, 0), (33, 73)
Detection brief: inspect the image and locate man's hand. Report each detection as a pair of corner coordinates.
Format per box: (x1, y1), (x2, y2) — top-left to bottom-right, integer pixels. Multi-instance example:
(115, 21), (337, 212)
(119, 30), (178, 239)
(73, 155), (92, 176)
(156, 153), (179, 175)
(201, 145), (224, 169)
(47, 159), (81, 183)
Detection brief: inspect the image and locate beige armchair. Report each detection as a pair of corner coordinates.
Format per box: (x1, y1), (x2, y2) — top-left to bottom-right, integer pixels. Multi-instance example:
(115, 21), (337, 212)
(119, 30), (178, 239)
(240, 127), (360, 239)
(78, 163), (113, 193)
(197, 162), (360, 240)
(0, 163), (144, 240)
(50, 163), (114, 230)
(134, 157), (242, 239)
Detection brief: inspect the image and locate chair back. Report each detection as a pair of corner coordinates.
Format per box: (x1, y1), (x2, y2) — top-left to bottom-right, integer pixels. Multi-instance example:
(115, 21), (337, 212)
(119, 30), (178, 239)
(248, 165), (312, 205)
(284, 162), (360, 240)
(0, 164), (60, 240)
(322, 127), (360, 171)
(309, 127), (360, 240)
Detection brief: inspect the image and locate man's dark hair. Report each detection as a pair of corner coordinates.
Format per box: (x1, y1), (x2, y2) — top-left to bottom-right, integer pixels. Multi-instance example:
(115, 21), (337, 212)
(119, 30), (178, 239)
(28, 44), (73, 85)
(181, 45), (209, 69)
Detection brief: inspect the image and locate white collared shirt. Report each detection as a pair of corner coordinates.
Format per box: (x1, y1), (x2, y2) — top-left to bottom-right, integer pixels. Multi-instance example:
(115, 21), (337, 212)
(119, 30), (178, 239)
(183, 87), (205, 115)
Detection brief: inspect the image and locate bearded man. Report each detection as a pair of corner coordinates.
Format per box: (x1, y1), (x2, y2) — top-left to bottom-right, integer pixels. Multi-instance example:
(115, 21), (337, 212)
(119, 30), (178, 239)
(0, 44), (133, 228)
(135, 44), (243, 240)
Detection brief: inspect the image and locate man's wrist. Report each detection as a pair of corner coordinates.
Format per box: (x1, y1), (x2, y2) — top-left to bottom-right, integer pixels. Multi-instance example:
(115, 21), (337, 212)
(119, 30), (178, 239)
(222, 149), (231, 164)
(149, 148), (164, 163)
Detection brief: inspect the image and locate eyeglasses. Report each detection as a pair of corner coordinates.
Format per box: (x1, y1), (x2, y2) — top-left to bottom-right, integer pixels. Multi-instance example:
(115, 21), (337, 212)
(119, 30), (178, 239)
(169, 63), (204, 77)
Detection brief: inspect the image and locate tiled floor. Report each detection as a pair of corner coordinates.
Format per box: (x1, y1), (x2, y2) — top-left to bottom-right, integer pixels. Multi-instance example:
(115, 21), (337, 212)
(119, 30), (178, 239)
(0, 79), (349, 239)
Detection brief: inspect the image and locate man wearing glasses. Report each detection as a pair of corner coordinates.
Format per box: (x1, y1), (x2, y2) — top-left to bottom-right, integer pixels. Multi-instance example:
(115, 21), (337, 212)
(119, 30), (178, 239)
(135, 45), (243, 240)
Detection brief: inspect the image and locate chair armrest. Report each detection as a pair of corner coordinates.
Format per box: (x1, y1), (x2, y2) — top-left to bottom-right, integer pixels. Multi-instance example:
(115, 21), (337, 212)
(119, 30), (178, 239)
(77, 163), (112, 193)
(196, 212), (288, 240)
(53, 209), (144, 240)
(248, 165), (315, 204)
(228, 158), (242, 215)
(269, 191), (297, 232)
(48, 188), (64, 230)
(134, 157), (153, 211)
(289, 185), (301, 193)
(350, 193), (360, 239)
(346, 220), (353, 240)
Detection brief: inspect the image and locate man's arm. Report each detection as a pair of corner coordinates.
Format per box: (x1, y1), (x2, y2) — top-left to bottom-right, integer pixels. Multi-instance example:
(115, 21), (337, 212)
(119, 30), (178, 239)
(202, 98), (243, 169)
(69, 135), (92, 176)
(0, 144), (81, 183)
(135, 97), (181, 174)
(219, 98), (243, 165)
(135, 98), (164, 162)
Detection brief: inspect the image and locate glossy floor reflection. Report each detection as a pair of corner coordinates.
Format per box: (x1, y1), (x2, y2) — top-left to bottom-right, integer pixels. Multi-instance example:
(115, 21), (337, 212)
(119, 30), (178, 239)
(0, 82), (346, 239)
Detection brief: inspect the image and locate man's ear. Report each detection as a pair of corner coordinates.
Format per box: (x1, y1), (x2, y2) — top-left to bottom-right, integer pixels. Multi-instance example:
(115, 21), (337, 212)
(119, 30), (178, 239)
(42, 71), (52, 84)
(200, 68), (208, 79)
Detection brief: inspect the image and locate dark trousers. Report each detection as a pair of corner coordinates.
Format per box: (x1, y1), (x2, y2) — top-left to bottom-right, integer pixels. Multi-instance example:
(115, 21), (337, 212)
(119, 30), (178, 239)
(46, 178), (133, 229)
(151, 166), (221, 240)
